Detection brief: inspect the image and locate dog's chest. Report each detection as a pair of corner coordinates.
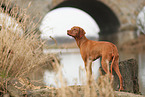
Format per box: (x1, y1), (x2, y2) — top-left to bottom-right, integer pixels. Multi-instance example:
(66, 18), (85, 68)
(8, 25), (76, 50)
(80, 46), (101, 61)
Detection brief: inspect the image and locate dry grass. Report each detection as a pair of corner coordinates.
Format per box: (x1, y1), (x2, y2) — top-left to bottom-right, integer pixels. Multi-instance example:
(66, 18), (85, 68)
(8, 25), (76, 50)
(0, 0), (56, 95)
(24, 71), (115, 97)
(55, 75), (114, 97)
(16, 66), (115, 97)
(53, 67), (115, 97)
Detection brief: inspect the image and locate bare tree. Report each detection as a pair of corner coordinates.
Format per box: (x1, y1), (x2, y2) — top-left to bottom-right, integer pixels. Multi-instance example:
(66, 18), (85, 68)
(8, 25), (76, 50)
(137, 7), (145, 35)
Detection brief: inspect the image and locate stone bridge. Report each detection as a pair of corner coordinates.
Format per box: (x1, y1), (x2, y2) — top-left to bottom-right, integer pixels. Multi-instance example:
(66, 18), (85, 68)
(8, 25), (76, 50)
(52, 0), (145, 34)
(3, 0), (145, 44)
(51, 0), (145, 44)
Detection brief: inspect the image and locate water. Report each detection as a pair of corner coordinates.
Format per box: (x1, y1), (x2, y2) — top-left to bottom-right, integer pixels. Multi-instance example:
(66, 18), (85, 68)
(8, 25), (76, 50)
(43, 51), (100, 87)
(138, 53), (145, 95)
(43, 49), (145, 95)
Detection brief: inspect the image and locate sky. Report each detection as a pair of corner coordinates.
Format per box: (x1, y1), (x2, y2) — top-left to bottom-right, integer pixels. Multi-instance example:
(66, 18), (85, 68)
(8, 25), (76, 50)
(39, 7), (100, 39)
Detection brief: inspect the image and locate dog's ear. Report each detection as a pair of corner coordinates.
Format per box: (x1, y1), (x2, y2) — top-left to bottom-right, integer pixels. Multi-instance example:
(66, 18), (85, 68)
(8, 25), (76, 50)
(79, 28), (86, 38)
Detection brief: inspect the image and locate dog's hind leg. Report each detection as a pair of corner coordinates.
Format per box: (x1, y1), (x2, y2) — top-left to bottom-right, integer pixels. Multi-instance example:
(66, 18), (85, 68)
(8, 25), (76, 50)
(101, 55), (113, 80)
(101, 56), (110, 74)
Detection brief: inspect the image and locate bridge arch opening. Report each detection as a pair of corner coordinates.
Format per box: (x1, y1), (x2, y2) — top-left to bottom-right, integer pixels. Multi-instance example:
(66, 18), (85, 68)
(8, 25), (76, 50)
(40, 7), (100, 42)
(53, 0), (120, 35)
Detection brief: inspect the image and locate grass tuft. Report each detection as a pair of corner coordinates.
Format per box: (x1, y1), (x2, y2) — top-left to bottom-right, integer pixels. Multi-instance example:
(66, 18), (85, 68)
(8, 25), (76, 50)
(0, 0), (56, 95)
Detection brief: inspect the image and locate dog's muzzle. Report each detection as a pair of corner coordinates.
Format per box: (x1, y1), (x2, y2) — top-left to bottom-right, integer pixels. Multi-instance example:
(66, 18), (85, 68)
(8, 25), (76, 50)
(67, 30), (71, 35)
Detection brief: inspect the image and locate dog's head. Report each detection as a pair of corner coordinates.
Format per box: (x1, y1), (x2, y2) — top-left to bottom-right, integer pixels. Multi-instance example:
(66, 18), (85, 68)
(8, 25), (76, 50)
(67, 26), (86, 38)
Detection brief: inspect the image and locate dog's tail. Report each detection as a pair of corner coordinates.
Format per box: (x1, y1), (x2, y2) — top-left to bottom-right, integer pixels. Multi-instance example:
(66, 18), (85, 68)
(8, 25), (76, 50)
(110, 44), (118, 75)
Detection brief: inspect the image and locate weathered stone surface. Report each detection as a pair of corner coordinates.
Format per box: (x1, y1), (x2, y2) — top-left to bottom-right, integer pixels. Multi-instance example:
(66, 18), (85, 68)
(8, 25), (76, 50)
(7, 80), (23, 97)
(6, 78), (56, 97)
(9, 0), (145, 28)
(119, 59), (139, 93)
(115, 91), (145, 97)
(101, 58), (139, 94)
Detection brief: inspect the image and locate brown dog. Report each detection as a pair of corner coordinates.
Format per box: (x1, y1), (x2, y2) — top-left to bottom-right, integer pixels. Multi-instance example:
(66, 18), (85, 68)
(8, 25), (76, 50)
(67, 26), (124, 91)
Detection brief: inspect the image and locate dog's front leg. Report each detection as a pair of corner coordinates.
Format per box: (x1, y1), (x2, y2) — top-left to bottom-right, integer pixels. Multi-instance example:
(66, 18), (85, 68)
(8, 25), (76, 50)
(85, 58), (92, 85)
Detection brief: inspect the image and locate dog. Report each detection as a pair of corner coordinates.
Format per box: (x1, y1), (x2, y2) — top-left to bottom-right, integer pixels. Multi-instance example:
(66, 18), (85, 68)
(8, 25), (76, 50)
(67, 26), (124, 91)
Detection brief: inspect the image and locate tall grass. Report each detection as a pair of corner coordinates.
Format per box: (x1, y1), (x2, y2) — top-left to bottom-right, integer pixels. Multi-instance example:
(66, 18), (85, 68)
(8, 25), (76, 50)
(0, 0), (55, 95)
(54, 68), (115, 97)
(26, 65), (115, 97)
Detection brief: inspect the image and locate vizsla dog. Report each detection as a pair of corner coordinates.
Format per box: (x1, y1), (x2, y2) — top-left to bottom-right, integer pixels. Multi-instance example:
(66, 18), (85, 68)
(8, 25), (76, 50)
(67, 26), (124, 91)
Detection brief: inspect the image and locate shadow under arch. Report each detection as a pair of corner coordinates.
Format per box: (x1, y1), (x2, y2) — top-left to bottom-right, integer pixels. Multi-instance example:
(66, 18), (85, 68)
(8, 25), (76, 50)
(52, 0), (120, 36)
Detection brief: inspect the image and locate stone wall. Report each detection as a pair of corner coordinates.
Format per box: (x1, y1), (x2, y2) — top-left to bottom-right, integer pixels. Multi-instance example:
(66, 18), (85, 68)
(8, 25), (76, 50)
(10, 0), (52, 25)
(101, 0), (145, 28)
(9, 0), (145, 29)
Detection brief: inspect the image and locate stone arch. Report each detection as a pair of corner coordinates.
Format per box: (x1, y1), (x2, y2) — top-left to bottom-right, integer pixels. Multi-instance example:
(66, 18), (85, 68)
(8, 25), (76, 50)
(52, 0), (120, 35)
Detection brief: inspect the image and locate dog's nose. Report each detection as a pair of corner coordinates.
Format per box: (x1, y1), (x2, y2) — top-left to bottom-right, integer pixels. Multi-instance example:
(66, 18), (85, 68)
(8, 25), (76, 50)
(67, 30), (70, 34)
